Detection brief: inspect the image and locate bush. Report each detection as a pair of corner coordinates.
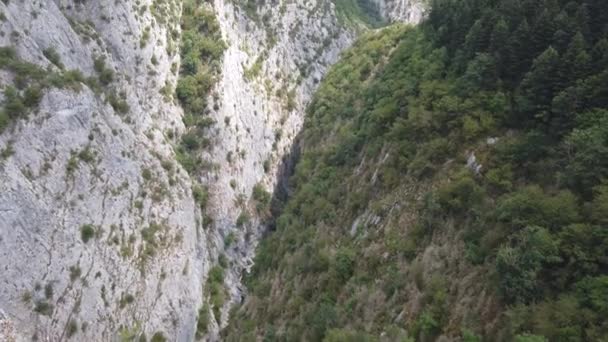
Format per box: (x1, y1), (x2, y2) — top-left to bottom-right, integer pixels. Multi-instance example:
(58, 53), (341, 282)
(150, 332), (166, 342)
(23, 85), (43, 107)
(252, 183), (271, 212)
(236, 211), (249, 227)
(514, 334), (548, 342)
(496, 226), (558, 303)
(193, 185), (209, 209)
(108, 91), (130, 114)
(80, 224), (95, 243)
(141, 168), (152, 181)
(333, 247), (355, 281)
(66, 320), (78, 338)
(0, 112), (9, 132)
(3, 86), (26, 119)
(34, 300), (53, 316)
(43, 47), (64, 69)
(196, 304), (210, 338)
(324, 329), (378, 342)
(496, 186), (580, 230)
(437, 173), (484, 213)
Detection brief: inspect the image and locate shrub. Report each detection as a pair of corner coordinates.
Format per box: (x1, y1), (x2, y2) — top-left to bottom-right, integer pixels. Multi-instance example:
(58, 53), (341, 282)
(236, 211), (249, 227)
(99, 68), (114, 85)
(181, 132), (200, 150)
(3, 86), (26, 119)
(224, 232), (235, 247)
(0, 112), (9, 132)
(80, 224), (95, 243)
(69, 265), (81, 282)
(78, 147), (95, 163)
(196, 304), (210, 338)
(437, 173), (484, 213)
(23, 85), (43, 107)
(252, 183), (271, 212)
(34, 301), (53, 316)
(150, 332), (166, 342)
(108, 92), (129, 114)
(66, 320), (78, 338)
(333, 247), (355, 281)
(496, 226), (559, 303)
(141, 168), (152, 181)
(43, 47), (64, 69)
(192, 185), (209, 209)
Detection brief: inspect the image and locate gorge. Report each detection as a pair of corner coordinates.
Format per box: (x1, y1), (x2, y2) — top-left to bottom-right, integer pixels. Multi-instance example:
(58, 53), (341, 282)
(2, 0), (608, 341)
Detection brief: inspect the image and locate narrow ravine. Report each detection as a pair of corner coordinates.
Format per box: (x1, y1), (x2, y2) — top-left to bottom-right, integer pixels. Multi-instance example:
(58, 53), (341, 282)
(198, 0), (425, 337)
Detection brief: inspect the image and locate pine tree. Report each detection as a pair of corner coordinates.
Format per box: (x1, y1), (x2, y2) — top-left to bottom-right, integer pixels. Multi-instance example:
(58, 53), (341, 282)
(531, 9), (557, 57)
(506, 19), (531, 83)
(575, 4), (592, 40)
(490, 17), (510, 80)
(464, 19), (487, 57)
(518, 46), (561, 123)
(561, 32), (590, 88)
(592, 38), (608, 72)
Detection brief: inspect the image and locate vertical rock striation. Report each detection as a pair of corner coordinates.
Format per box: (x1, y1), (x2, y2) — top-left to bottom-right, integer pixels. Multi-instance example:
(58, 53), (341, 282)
(0, 0), (205, 340)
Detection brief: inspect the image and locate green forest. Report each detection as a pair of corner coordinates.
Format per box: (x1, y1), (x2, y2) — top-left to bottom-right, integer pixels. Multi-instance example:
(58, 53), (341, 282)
(224, 0), (608, 340)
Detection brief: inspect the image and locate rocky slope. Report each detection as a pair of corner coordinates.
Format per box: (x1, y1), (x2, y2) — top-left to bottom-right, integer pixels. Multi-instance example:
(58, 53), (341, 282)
(0, 0), (423, 340)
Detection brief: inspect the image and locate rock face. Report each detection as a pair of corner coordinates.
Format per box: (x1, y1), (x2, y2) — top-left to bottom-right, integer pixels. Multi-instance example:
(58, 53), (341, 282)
(0, 1), (205, 340)
(0, 0), (423, 340)
(370, 0), (426, 23)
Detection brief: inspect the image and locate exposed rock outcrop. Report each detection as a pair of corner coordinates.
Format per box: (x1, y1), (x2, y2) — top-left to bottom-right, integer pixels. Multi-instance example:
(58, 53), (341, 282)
(0, 1), (205, 340)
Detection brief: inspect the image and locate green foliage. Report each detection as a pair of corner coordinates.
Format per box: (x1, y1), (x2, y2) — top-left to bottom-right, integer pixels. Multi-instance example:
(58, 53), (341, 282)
(93, 56), (114, 85)
(80, 224), (95, 243)
(43, 47), (64, 69)
(193, 185), (209, 210)
(496, 226), (559, 303)
(196, 304), (210, 338)
(108, 91), (130, 114)
(0, 46), (89, 131)
(174, 0), (226, 203)
(236, 211), (250, 227)
(514, 334), (547, 342)
(34, 300), (53, 316)
(206, 265), (226, 322)
(66, 320), (78, 338)
(252, 183), (271, 212)
(333, 247), (355, 281)
(150, 332), (166, 342)
(437, 172), (484, 213)
(323, 329), (378, 342)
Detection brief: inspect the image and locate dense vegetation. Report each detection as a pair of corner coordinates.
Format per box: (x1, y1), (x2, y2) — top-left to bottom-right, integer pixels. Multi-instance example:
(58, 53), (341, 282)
(175, 0), (225, 175)
(225, 0), (608, 340)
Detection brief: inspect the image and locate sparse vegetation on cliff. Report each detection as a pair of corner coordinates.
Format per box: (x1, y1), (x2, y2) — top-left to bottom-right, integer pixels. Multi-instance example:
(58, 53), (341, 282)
(175, 0), (226, 175)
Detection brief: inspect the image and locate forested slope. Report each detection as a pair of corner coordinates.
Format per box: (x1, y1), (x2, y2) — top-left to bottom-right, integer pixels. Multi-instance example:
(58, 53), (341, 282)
(225, 0), (608, 340)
